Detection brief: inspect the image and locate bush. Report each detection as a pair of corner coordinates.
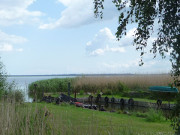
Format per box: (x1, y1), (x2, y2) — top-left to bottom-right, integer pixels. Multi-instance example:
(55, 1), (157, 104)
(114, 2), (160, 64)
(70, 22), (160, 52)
(14, 90), (24, 102)
(79, 90), (84, 95)
(103, 89), (112, 95)
(117, 82), (127, 93)
(133, 112), (148, 118)
(150, 91), (177, 101)
(117, 110), (124, 114)
(28, 78), (73, 99)
(0, 60), (8, 99)
(146, 109), (166, 122)
(3, 89), (24, 103)
(2, 81), (24, 102)
(0, 60), (24, 102)
(171, 94), (180, 135)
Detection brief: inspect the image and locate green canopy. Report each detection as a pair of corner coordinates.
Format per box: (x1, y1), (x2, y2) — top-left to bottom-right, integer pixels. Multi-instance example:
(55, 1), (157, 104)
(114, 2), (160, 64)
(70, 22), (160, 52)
(149, 86), (179, 93)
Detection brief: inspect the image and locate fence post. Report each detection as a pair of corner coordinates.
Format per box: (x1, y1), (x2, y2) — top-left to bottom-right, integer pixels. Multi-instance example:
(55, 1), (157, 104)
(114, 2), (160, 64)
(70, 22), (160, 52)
(68, 82), (71, 97)
(34, 83), (38, 102)
(74, 90), (77, 99)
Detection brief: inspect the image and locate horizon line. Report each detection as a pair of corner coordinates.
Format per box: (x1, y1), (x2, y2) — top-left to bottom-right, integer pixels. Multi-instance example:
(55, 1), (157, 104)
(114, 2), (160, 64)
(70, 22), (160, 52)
(7, 73), (170, 76)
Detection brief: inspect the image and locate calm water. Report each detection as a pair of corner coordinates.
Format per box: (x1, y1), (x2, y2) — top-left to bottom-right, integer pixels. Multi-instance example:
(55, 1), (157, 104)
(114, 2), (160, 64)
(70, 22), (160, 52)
(7, 76), (75, 102)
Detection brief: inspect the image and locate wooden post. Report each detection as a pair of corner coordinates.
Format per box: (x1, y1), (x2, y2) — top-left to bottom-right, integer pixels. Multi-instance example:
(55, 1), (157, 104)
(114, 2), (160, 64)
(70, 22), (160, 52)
(90, 95), (93, 108)
(34, 84), (38, 102)
(74, 90), (77, 99)
(68, 82), (70, 97)
(42, 87), (44, 98)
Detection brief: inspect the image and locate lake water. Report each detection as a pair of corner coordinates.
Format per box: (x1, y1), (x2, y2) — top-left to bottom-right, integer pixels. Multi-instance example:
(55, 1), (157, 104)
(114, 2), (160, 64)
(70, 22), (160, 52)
(7, 76), (75, 102)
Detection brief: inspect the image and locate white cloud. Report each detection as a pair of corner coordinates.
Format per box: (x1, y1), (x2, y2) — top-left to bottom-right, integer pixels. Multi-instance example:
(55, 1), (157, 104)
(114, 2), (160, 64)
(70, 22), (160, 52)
(0, 30), (27, 44)
(102, 59), (139, 69)
(101, 54), (171, 73)
(86, 26), (169, 61)
(109, 47), (125, 52)
(0, 30), (27, 52)
(86, 27), (128, 56)
(16, 48), (24, 52)
(0, 43), (13, 52)
(0, 0), (42, 25)
(39, 0), (119, 29)
(90, 46), (125, 56)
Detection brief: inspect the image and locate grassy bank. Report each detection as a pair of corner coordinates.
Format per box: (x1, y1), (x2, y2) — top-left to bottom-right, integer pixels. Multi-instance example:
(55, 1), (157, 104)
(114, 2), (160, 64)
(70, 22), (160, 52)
(0, 101), (174, 135)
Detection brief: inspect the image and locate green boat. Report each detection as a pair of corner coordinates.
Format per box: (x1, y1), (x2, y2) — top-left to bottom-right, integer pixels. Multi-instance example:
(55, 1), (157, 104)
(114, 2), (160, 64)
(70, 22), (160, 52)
(149, 86), (179, 93)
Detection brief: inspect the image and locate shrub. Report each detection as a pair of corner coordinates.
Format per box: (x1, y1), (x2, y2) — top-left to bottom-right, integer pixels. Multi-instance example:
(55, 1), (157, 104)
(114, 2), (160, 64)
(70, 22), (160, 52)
(103, 89), (112, 95)
(28, 78), (73, 99)
(117, 82), (125, 92)
(0, 72), (25, 102)
(171, 94), (180, 135)
(117, 110), (124, 114)
(116, 82), (129, 94)
(133, 112), (148, 118)
(2, 89), (24, 103)
(79, 90), (84, 95)
(14, 90), (24, 102)
(146, 109), (166, 122)
(0, 60), (8, 99)
(150, 91), (177, 101)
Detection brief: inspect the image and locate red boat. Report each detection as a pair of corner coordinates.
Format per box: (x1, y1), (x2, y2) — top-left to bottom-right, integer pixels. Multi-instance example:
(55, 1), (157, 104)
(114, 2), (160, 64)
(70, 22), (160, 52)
(75, 102), (83, 107)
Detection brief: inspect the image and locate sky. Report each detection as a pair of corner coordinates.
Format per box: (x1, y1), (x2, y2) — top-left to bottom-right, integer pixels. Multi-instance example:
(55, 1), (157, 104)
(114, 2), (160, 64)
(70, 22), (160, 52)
(0, 0), (171, 75)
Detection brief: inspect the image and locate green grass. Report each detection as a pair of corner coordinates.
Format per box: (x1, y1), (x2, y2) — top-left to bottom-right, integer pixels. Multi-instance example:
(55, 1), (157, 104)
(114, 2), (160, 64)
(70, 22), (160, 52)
(28, 102), (173, 135)
(0, 99), (174, 135)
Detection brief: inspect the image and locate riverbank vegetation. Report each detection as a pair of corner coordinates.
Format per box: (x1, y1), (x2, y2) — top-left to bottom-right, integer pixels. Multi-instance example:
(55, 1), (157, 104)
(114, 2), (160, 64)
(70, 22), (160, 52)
(28, 74), (178, 102)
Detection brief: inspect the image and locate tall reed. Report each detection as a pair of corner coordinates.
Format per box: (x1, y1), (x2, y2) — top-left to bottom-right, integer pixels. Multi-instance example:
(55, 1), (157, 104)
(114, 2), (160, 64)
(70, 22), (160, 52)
(73, 74), (173, 92)
(0, 100), (173, 135)
(28, 74), (177, 100)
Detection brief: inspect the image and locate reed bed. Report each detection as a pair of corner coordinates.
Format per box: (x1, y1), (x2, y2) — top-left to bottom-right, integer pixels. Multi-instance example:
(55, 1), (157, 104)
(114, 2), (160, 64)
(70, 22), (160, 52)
(28, 74), (177, 100)
(73, 74), (173, 92)
(0, 100), (52, 135)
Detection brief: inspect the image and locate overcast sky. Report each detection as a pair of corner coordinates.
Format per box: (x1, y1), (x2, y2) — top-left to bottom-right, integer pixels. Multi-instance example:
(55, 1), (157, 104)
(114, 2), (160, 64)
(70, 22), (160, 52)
(0, 0), (171, 75)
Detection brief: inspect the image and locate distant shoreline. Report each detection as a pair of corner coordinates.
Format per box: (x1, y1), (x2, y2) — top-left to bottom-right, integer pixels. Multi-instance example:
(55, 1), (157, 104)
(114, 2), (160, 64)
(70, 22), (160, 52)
(8, 74), (133, 77)
(7, 73), (169, 77)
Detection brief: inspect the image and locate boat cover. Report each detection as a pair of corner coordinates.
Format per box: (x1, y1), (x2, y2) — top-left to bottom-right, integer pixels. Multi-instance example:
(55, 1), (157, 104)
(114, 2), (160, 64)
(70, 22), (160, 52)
(149, 86), (179, 93)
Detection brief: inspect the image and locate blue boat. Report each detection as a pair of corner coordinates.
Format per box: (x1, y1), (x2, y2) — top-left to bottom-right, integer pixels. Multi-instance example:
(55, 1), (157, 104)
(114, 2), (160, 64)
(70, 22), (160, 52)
(149, 86), (179, 93)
